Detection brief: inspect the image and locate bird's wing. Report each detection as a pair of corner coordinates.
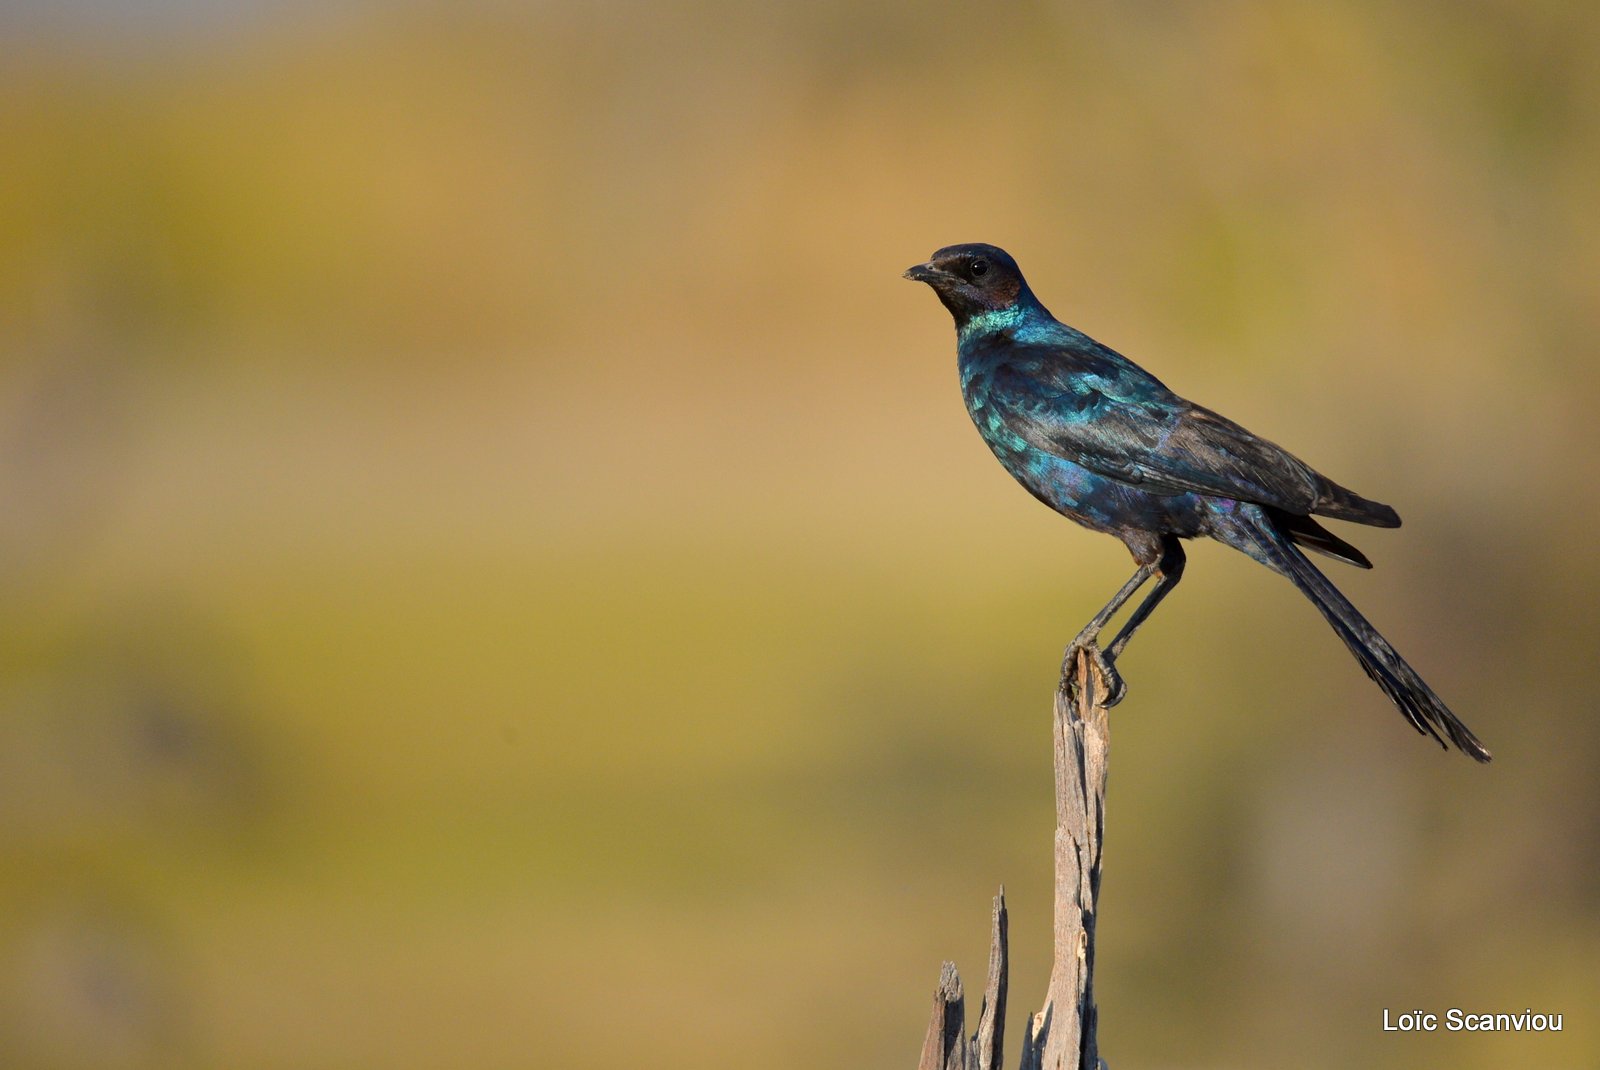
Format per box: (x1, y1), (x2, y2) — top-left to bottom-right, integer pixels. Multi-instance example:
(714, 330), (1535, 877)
(988, 345), (1321, 513)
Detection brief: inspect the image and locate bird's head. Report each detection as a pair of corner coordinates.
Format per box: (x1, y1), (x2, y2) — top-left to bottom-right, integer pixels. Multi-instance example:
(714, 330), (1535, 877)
(903, 243), (1036, 329)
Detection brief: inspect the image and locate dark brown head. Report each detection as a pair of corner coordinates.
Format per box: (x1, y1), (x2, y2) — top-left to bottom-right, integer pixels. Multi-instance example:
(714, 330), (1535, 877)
(903, 243), (1037, 328)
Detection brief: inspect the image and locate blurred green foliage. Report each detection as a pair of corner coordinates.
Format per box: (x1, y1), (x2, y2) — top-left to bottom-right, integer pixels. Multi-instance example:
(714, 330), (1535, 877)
(1, 2), (1598, 1068)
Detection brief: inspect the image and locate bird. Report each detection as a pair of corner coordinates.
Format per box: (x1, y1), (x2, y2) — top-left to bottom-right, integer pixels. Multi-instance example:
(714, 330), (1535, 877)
(904, 242), (1490, 762)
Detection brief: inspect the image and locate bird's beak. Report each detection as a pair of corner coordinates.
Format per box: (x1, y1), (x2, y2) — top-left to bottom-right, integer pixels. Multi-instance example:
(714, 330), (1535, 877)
(903, 261), (943, 284)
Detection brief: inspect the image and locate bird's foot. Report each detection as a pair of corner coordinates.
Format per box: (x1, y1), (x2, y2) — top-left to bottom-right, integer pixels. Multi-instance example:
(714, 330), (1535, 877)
(1062, 638), (1126, 708)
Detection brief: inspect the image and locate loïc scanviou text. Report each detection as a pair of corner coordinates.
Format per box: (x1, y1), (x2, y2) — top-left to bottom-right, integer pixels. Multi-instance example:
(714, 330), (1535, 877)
(1383, 1008), (1562, 1032)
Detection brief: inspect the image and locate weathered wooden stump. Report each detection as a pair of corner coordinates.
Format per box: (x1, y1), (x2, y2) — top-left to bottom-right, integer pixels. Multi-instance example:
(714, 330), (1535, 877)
(917, 647), (1111, 1070)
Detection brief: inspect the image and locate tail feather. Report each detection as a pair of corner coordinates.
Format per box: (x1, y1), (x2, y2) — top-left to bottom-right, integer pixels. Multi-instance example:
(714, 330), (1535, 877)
(1230, 509), (1491, 762)
(1274, 510), (1373, 568)
(1314, 476), (1401, 528)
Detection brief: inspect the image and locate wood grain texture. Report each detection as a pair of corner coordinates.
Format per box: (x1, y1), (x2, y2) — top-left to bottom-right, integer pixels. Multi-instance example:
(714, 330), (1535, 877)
(971, 890), (1007, 1070)
(918, 961), (966, 1070)
(1024, 646), (1110, 1070)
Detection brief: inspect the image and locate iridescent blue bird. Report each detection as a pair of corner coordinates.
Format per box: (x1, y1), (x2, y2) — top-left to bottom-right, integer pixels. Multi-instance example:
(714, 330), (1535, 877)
(905, 243), (1489, 761)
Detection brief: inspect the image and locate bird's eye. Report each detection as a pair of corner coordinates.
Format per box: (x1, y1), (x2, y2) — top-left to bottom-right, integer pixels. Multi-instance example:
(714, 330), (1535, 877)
(970, 258), (989, 278)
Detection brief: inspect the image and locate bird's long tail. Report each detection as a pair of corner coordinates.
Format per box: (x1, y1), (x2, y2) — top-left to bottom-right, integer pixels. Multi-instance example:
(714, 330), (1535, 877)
(1224, 507), (1491, 762)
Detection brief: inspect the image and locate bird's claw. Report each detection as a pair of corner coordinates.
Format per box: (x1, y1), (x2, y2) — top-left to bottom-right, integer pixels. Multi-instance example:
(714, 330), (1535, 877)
(1064, 639), (1127, 708)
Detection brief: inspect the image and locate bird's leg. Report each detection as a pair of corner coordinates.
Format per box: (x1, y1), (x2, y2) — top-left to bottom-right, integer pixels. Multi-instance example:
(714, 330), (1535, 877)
(1063, 559), (1157, 707)
(1105, 537), (1186, 659)
(1067, 563), (1157, 651)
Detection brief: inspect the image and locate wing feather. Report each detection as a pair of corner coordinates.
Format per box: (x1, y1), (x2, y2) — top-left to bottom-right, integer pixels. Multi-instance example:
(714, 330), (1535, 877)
(987, 344), (1321, 513)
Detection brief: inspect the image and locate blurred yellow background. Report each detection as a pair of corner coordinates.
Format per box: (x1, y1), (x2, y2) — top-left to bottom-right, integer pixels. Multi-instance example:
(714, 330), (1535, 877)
(2, 2), (1597, 1068)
